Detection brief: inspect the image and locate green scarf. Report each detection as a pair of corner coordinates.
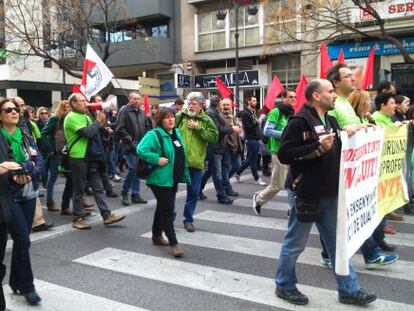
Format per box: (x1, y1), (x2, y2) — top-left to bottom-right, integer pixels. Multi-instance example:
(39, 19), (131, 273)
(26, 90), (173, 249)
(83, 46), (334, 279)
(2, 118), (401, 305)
(1, 127), (27, 163)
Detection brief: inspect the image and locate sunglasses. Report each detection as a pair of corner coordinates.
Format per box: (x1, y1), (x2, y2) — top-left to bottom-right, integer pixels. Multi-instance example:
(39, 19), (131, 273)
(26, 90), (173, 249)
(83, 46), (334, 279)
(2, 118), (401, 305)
(1, 107), (20, 114)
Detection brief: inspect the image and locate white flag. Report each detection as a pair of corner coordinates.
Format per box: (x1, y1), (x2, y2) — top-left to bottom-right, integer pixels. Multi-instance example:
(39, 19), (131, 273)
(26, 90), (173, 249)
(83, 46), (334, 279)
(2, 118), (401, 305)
(80, 44), (114, 100)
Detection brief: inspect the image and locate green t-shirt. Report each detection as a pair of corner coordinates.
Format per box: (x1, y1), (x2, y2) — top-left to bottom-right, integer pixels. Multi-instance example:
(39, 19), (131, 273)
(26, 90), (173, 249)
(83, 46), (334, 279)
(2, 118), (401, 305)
(372, 111), (394, 127)
(328, 96), (360, 128)
(266, 107), (287, 153)
(63, 111), (92, 158)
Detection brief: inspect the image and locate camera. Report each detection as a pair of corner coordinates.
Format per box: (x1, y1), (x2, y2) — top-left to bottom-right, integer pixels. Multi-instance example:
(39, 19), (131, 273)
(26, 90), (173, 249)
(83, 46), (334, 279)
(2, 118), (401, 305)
(10, 169), (29, 177)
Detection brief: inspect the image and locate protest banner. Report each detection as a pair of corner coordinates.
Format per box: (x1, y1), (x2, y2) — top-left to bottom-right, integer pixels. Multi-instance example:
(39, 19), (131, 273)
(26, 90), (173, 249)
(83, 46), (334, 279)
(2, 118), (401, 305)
(377, 125), (409, 218)
(336, 127), (383, 275)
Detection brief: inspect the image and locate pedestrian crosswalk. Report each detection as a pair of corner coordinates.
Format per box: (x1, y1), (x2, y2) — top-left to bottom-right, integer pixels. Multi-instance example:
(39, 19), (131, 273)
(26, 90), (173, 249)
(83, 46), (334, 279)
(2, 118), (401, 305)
(5, 189), (414, 310)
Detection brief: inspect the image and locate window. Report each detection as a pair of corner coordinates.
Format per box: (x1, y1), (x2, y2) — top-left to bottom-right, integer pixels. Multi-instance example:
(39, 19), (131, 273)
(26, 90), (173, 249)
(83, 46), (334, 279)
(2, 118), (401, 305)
(229, 6), (259, 48)
(264, 0), (297, 44)
(271, 54), (301, 88)
(104, 22), (169, 43)
(198, 11), (226, 51)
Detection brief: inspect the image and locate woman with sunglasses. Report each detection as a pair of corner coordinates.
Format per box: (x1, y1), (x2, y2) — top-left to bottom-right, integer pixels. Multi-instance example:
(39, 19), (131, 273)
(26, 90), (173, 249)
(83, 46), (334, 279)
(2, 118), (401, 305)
(0, 98), (44, 305)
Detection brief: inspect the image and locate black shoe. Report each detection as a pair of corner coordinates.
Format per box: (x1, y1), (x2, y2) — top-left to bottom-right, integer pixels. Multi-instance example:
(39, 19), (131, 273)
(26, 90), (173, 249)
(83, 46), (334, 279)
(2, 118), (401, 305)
(339, 289), (377, 305)
(106, 190), (118, 198)
(217, 196), (233, 205)
(32, 222), (54, 232)
(252, 193), (261, 215)
(199, 192), (207, 200)
(226, 190), (239, 197)
(275, 288), (309, 305)
(379, 240), (396, 252)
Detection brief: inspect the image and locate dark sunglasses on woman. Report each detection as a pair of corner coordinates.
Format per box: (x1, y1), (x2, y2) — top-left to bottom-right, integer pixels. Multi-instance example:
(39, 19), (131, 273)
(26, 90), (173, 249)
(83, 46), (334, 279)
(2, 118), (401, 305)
(1, 107), (20, 114)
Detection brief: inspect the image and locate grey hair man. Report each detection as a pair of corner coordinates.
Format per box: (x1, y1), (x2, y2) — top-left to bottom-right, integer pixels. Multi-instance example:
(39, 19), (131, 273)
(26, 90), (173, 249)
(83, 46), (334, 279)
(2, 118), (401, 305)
(175, 92), (218, 232)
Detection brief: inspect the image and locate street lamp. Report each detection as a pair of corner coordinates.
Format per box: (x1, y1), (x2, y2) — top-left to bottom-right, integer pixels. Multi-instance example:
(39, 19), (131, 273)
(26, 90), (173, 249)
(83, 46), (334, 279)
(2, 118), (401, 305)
(216, 1), (258, 109)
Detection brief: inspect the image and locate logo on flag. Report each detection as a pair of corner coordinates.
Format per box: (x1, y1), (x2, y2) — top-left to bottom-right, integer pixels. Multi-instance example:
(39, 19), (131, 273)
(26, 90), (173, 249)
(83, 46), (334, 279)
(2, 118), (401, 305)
(81, 44), (114, 100)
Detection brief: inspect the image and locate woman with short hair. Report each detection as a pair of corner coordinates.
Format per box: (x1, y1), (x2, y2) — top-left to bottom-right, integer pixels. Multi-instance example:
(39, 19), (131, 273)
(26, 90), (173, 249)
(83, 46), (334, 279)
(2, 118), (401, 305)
(137, 108), (190, 258)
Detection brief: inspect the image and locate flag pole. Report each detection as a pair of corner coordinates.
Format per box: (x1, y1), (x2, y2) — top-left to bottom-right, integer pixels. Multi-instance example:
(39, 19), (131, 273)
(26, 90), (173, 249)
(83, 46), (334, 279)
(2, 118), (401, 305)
(112, 77), (130, 98)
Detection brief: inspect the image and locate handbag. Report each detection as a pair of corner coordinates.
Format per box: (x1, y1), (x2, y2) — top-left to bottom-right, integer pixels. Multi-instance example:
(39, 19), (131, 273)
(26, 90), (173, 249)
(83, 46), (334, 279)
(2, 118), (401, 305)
(60, 134), (82, 171)
(136, 130), (165, 179)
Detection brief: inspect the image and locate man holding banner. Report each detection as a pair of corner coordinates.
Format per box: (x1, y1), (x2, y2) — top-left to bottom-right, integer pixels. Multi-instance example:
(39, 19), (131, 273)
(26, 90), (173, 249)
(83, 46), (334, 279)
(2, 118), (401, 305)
(274, 79), (376, 306)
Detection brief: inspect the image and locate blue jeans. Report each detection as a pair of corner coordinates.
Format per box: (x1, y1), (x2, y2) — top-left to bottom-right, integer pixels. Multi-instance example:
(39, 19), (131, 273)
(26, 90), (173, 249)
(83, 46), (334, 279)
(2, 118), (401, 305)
(183, 168), (203, 224)
(276, 190), (361, 295)
(122, 153), (140, 197)
(229, 153), (241, 177)
(237, 139), (259, 181)
(9, 198), (36, 294)
(212, 152), (231, 198)
(107, 148), (117, 177)
(46, 154), (60, 202)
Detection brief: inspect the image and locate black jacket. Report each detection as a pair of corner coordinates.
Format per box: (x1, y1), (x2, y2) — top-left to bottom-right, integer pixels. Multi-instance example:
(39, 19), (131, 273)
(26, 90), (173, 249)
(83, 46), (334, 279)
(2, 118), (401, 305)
(206, 106), (233, 154)
(241, 108), (261, 140)
(278, 104), (341, 199)
(116, 104), (151, 153)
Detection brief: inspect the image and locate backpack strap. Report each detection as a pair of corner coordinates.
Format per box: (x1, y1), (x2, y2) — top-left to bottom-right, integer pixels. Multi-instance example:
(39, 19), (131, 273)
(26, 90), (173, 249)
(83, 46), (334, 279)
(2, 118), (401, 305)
(154, 129), (166, 157)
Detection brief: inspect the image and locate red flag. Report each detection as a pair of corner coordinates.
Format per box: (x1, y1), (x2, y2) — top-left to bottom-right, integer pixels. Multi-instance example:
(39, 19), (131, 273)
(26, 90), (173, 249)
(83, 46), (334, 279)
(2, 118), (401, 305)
(360, 48), (375, 91)
(337, 48), (345, 64)
(320, 43), (333, 79)
(215, 76), (232, 99)
(143, 95), (151, 116)
(294, 74), (309, 113)
(264, 76), (284, 110)
(72, 84), (89, 102)
(215, 76), (237, 109)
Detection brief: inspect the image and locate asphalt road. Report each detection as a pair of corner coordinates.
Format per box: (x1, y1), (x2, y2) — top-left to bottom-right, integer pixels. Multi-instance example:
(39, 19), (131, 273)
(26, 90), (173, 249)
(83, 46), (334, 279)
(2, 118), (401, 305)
(3, 172), (414, 311)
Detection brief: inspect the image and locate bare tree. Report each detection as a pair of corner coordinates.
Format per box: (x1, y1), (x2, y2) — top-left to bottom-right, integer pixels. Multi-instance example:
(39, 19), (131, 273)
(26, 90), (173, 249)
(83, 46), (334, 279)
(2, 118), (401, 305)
(263, 0), (414, 64)
(1, 0), (132, 78)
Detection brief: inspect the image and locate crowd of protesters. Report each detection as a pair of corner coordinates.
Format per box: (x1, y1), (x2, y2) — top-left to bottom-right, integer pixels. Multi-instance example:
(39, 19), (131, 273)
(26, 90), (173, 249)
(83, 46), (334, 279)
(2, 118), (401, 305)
(0, 69), (412, 309)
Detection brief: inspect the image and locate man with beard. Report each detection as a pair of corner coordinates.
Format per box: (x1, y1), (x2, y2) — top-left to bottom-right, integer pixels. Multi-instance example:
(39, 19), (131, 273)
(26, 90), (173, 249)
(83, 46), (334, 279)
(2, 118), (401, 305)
(252, 89), (296, 215)
(275, 79), (377, 306)
(175, 92), (218, 232)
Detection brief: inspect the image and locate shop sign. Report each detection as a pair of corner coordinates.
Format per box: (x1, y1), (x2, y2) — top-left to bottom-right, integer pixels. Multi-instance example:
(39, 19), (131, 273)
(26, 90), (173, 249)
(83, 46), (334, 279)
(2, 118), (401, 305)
(194, 70), (259, 89)
(351, 1), (414, 23)
(329, 37), (414, 59)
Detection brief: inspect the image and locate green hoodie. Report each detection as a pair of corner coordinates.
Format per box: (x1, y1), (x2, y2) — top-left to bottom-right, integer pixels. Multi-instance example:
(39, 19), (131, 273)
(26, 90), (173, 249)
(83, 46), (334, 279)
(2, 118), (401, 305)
(175, 109), (218, 170)
(137, 127), (191, 187)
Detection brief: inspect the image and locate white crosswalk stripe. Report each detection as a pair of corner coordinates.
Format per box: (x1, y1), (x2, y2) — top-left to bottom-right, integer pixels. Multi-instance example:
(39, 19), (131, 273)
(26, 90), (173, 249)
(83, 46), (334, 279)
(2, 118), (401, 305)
(3, 280), (147, 311)
(194, 210), (414, 248)
(74, 247), (410, 311)
(141, 229), (414, 282)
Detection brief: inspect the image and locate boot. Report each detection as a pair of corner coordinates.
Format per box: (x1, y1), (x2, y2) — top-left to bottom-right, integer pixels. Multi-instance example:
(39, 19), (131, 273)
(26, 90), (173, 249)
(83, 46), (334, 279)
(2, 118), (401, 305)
(47, 200), (59, 212)
(170, 244), (184, 258)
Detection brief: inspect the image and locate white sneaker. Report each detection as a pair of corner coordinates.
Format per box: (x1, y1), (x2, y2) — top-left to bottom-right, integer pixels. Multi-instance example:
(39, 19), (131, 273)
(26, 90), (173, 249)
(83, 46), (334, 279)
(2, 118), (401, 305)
(235, 174), (241, 183)
(114, 174), (122, 182)
(255, 178), (266, 186)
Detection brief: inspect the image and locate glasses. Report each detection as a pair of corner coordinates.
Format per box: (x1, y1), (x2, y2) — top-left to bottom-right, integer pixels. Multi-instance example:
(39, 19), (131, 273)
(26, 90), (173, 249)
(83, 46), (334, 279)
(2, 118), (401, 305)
(1, 107), (20, 114)
(40, 112), (49, 115)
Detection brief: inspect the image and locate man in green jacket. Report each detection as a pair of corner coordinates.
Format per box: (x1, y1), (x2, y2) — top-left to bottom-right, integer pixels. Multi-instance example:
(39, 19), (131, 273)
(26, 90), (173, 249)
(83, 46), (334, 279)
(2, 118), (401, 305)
(175, 92), (218, 232)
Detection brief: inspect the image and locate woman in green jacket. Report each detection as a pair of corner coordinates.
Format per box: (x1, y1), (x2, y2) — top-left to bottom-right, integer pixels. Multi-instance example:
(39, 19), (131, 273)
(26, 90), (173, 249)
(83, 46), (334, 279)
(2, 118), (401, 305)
(137, 109), (190, 258)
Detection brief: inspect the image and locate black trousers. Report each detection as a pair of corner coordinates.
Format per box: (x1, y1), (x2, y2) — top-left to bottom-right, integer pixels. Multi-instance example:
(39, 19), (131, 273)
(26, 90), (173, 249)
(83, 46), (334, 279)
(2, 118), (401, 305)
(0, 222), (7, 309)
(150, 184), (178, 246)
